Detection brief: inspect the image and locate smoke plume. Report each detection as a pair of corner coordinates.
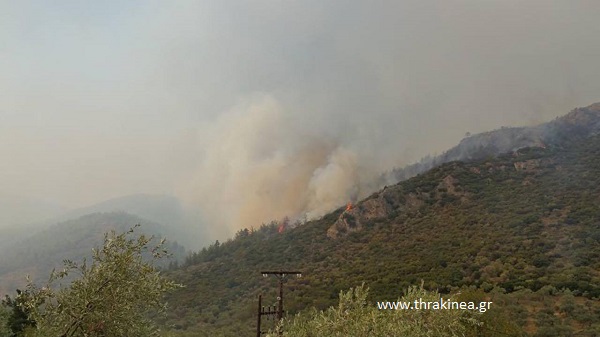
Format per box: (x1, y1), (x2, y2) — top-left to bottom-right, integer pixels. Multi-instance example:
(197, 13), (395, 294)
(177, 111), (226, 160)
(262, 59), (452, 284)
(2, 1), (600, 239)
(181, 95), (377, 235)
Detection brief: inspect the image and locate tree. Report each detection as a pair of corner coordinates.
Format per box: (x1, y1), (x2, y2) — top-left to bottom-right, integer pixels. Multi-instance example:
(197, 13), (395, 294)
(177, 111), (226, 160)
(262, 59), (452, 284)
(269, 283), (481, 337)
(0, 301), (12, 337)
(21, 225), (182, 337)
(1, 290), (36, 337)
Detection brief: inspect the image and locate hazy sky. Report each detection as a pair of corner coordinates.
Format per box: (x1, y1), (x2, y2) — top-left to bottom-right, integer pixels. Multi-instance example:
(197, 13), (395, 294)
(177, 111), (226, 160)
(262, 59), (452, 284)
(1, 1), (600, 232)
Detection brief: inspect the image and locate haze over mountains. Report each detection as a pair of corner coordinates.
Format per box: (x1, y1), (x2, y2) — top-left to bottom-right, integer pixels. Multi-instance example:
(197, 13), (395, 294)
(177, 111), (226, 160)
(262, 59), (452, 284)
(1, 102), (600, 335)
(163, 103), (600, 336)
(2, 1), (600, 242)
(386, 103), (600, 183)
(0, 193), (207, 249)
(48, 193), (207, 249)
(0, 193), (206, 294)
(3, 2), (600, 335)
(0, 211), (187, 295)
(0, 196), (67, 248)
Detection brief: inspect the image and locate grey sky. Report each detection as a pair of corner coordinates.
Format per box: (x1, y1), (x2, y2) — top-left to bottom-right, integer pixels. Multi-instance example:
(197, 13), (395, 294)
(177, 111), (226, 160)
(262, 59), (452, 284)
(1, 1), (599, 232)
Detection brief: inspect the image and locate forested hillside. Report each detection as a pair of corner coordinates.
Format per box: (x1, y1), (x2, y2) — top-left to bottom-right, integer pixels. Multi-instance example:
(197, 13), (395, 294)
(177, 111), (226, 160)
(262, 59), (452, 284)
(163, 129), (600, 336)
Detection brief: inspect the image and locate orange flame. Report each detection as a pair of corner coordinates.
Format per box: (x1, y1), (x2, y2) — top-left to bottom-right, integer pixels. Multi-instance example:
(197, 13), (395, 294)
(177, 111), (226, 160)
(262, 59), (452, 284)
(278, 216), (289, 234)
(346, 202), (353, 212)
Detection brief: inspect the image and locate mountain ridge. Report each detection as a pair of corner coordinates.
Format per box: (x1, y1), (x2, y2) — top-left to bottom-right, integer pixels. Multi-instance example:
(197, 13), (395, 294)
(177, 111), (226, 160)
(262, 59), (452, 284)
(163, 103), (600, 336)
(387, 102), (600, 183)
(0, 211), (187, 295)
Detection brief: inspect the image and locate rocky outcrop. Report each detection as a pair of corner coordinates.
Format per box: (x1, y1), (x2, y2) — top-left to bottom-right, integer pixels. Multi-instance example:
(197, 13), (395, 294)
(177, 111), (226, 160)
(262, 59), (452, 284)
(513, 157), (555, 172)
(329, 103), (600, 239)
(437, 175), (462, 196)
(327, 185), (426, 239)
(514, 159), (542, 171)
(328, 173), (471, 239)
(326, 208), (361, 239)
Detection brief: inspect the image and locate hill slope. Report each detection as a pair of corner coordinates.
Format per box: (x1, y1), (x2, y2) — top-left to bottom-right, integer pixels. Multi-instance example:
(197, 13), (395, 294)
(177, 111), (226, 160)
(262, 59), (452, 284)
(39, 194), (209, 249)
(0, 212), (186, 295)
(387, 102), (600, 182)
(163, 105), (600, 336)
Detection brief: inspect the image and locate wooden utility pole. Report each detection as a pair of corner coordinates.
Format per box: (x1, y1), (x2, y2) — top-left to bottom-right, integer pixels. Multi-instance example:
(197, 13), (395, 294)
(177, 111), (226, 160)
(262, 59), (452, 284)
(256, 295), (262, 337)
(256, 271), (302, 336)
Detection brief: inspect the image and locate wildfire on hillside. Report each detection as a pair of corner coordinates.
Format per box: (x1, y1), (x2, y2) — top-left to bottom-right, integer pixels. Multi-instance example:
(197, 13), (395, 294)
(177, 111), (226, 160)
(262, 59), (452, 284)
(346, 202), (353, 212)
(278, 217), (289, 234)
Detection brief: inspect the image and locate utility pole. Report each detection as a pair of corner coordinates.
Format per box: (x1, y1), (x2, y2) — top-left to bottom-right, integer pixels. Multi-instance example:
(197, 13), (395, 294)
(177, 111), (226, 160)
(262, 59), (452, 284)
(256, 295), (262, 337)
(257, 271), (302, 336)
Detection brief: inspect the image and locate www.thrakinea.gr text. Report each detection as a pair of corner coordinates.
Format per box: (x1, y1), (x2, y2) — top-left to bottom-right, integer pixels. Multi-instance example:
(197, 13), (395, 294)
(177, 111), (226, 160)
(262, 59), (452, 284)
(377, 299), (493, 313)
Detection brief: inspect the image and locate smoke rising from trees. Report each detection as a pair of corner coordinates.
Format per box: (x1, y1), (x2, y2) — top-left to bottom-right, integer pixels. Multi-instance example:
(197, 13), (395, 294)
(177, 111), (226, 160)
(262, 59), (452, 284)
(1, 1), (600, 236)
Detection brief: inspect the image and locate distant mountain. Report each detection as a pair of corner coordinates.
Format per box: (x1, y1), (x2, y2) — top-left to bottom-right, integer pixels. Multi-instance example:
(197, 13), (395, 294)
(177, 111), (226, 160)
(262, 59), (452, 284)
(0, 195), (67, 226)
(56, 194), (186, 227)
(0, 212), (186, 295)
(4, 194), (209, 251)
(162, 104), (600, 336)
(386, 102), (600, 183)
(54, 194), (208, 249)
(0, 195), (68, 247)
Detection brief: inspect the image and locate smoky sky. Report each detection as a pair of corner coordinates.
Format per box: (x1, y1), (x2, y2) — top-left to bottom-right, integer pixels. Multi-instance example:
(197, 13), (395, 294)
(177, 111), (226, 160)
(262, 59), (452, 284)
(1, 1), (600, 235)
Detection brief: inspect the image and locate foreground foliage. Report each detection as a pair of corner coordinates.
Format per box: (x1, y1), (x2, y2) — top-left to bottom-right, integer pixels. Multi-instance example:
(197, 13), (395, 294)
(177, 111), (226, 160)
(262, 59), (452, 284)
(268, 284), (480, 337)
(0, 302), (10, 337)
(1, 290), (36, 337)
(21, 226), (181, 337)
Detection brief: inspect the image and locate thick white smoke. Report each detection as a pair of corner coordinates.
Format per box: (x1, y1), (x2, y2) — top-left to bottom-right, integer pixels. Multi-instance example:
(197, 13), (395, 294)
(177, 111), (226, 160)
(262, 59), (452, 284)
(3, 1), (600, 240)
(181, 95), (375, 235)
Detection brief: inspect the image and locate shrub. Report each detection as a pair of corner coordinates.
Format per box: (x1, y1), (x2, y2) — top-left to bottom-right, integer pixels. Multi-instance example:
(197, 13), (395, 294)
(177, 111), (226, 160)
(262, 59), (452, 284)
(269, 284), (480, 337)
(21, 226), (182, 337)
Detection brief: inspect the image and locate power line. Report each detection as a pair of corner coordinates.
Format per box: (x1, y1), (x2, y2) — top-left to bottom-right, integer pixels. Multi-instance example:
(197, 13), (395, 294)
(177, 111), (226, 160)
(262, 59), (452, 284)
(256, 271), (302, 337)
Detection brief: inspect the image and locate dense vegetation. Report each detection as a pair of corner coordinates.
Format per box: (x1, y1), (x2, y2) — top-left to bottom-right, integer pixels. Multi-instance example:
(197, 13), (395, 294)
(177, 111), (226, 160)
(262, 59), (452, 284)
(163, 133), (600, 336)
(0, 307), (9, 337)
(267, 284), (481, 337)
